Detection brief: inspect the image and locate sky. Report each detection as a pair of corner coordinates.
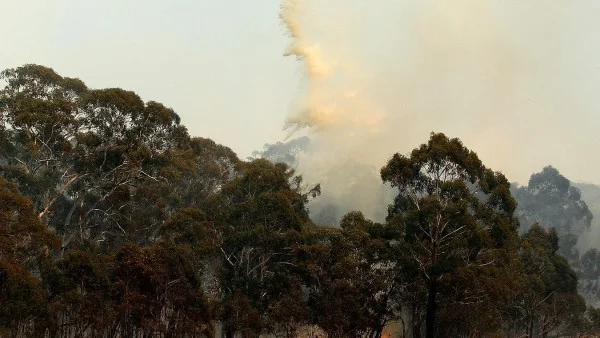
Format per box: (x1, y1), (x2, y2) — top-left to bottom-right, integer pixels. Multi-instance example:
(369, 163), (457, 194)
(2, 1), (600, 185)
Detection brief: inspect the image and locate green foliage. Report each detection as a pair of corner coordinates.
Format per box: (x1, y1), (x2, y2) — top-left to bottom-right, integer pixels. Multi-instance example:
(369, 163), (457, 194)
(298, 212), (402, 337)
(206, 159), (315, 336)
(0, 64), (190, 251)
(508, 224), (587, 336)
(381, 132), (520, 337)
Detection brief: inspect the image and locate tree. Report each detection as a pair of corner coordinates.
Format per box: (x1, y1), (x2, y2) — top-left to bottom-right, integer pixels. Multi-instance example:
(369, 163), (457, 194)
(110, 243), (214, 337)
(0, 260), (48, 337)
(0, 177), (58, 266)
(338, 211), (402, 337)
(585, 307), (600, 335)
(580, 248), (600, 301)
(68, 87), (188, 248)
(46, 250), (113, 337)
(381, 132), (520, 337)
(206, 159), (318, 337)
(250, 136), (310, 167)
(511, 224), (586, 337)
(0, 64), (86, 226)
(163, 137), (242, 213)
(0, 177), (58, 336)
(292, 212), (401, 338)
(0, 64), (190, 251)
(512, 166), (592, 260)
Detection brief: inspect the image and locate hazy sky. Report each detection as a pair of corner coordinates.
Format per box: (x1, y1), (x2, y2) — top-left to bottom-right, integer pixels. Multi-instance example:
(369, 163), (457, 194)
(0, 0), (293, 158)
(2, 1), (600, 185)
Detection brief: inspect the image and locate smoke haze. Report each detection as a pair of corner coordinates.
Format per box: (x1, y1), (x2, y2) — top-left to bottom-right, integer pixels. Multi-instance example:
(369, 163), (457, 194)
(278, 0), (600, 221)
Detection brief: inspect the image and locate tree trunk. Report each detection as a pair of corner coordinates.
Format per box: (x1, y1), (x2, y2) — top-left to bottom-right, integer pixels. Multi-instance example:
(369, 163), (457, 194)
(412, 302), (422, 338)
(225, 326), (233, 338)
(528, 315), (534, 338)
(425, 279), (438, 338)
(375, 326), (384, 338)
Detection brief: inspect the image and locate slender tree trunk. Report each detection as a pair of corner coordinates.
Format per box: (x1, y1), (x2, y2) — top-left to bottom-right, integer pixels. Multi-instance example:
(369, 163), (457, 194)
(528, 315), (534, 338)
(425, 279), (438, 338)
(412, 302), (422, 338)
(225, 325), (233, 338)
(375, 325), (384, 338)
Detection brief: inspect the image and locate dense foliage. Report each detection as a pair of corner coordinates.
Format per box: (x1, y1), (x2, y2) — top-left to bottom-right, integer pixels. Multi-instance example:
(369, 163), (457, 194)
(0, 64), (598, 337)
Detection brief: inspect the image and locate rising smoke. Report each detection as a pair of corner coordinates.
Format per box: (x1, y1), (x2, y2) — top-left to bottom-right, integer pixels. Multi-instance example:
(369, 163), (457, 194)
(277, 0), (597, 223)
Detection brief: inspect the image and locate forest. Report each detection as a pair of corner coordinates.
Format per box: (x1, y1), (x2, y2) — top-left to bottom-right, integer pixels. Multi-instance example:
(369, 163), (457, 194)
(2, 64), (600, 337)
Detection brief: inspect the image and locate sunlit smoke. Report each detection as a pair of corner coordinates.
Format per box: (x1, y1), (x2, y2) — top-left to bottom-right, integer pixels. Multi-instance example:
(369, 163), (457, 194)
(278, 0), (593, 224)
(280, 0), (330, 80)
(280, 0), (333, 131)
(280, 0), (386, 135)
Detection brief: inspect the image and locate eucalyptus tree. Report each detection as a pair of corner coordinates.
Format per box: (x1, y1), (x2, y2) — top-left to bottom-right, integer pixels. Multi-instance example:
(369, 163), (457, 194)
(381, 132), (520, 337)
(0, 64), (189, 250)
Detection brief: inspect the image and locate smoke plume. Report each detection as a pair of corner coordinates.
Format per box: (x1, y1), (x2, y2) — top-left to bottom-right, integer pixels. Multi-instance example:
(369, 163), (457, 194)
(278, 0), (594, 223)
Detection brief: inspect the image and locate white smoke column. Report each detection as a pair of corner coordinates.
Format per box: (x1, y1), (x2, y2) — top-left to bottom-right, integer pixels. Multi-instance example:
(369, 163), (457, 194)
(280, 0), (391, 223)
(280, 0), (333, 131)
(280, 0), (386, 135)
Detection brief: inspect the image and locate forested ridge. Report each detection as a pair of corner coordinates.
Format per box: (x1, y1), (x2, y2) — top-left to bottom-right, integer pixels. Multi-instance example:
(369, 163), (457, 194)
(1, 64), (600, 337)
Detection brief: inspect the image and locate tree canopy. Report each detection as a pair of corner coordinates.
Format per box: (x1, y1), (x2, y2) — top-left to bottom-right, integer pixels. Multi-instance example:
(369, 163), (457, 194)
(0, 65), (598, 337)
